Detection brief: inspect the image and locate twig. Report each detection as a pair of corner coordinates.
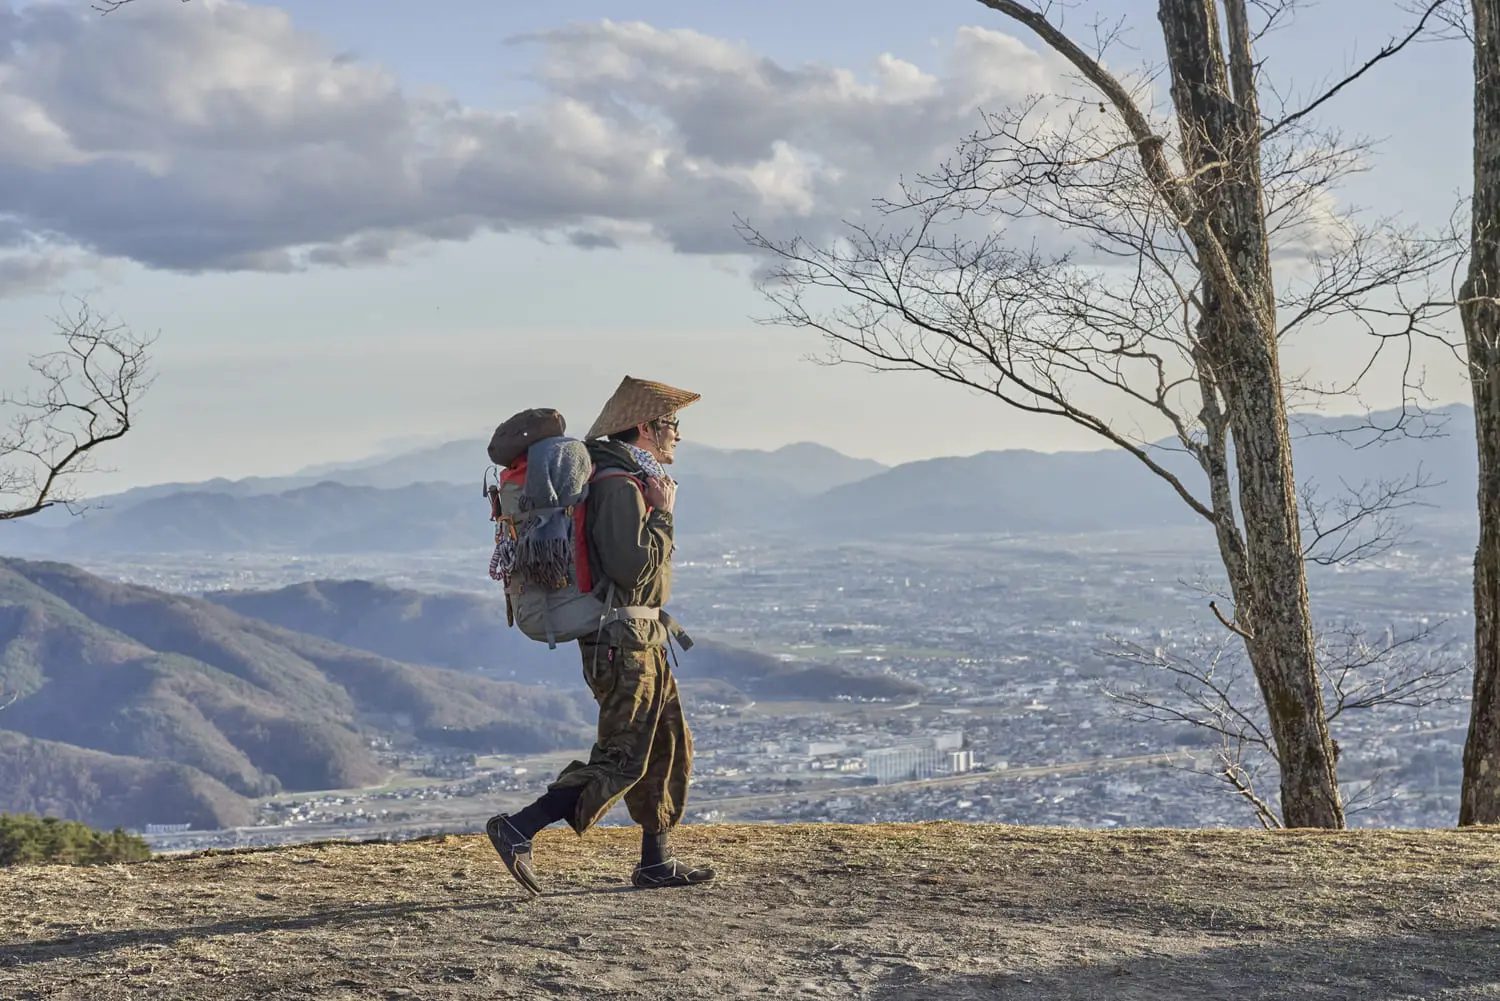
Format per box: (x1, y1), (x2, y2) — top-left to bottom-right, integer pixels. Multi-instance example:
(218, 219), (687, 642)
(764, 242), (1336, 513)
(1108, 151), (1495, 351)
(1263, 0), (1451, 139)
(1210, 600), (1255, 641)
(1219, 755), (1285, 830)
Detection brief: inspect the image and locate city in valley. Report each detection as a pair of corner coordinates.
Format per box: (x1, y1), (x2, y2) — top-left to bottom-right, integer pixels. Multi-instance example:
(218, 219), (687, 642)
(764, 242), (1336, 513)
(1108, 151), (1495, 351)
(85, 520), (1474, 854)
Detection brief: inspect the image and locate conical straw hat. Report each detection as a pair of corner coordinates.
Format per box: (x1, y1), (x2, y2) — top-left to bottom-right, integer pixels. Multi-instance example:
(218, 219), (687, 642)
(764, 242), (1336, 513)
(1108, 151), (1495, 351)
(586, 375), (701, 440)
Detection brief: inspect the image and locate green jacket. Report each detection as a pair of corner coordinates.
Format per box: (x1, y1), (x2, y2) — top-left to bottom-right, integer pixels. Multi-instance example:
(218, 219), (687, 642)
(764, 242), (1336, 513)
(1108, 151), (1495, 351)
(584, 439), (673, 649)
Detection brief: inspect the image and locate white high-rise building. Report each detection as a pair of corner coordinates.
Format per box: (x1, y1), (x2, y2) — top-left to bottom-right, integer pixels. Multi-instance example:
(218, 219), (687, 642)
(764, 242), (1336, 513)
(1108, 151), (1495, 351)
(865, 746), (946, 783)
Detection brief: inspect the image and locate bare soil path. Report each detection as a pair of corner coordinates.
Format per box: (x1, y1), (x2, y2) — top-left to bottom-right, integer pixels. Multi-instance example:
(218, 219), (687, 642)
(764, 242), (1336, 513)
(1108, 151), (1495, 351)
(2, 823), (1499, 1000)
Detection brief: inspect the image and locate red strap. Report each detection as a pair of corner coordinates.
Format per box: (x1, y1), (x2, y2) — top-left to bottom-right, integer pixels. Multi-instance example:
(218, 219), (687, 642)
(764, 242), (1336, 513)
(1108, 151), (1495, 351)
(500, 456), (527, 486)
(574, 502), (592, 593)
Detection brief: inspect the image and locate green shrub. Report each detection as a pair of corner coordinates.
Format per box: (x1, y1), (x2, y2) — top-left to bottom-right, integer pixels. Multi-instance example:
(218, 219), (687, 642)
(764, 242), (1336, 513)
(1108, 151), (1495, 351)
(0, 813), (151, 866)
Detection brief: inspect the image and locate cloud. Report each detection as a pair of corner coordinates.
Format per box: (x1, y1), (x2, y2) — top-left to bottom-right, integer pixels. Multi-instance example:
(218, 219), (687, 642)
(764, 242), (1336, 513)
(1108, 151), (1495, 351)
(0, 246), (95, 295)
(566, 230), (620, 251)
(0, 3), (1069, 278)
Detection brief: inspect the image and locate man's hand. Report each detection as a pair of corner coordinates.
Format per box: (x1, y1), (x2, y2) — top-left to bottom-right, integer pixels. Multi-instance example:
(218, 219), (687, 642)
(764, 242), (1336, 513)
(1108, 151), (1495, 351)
(643, 475), (677, 514)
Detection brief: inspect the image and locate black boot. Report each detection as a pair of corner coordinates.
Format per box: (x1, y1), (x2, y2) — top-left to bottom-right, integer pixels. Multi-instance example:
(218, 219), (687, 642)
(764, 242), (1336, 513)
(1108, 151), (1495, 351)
(506, 784), (582, 840)
(631, 857), (716, 889)
(641, 829), (670, 868)
(485, 814), (541, 897)
(633, 830), (713, 889)
(485, 785), (582, 897)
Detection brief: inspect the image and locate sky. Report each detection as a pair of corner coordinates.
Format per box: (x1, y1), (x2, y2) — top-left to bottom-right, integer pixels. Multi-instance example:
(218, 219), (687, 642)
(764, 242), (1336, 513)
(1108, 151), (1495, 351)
(0, 0), (1481, 491)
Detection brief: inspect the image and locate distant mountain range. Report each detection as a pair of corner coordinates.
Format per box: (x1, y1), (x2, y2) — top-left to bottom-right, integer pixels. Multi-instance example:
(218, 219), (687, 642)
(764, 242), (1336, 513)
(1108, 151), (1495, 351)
(0, 559), (591, 829)
(0, 562), (920, 831)
(205, 578), (924, 703)
(0, 405), (1478, 555)
(69, 440), (886, 512)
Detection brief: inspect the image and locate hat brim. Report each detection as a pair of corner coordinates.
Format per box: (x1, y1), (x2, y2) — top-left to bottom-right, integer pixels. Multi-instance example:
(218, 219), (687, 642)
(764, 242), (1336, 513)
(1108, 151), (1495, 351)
(586, 377), (701, 439)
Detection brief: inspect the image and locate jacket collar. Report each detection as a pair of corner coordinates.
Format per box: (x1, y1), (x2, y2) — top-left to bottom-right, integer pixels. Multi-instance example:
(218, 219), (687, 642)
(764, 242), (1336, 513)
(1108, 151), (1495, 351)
(586, 438), (644, 474)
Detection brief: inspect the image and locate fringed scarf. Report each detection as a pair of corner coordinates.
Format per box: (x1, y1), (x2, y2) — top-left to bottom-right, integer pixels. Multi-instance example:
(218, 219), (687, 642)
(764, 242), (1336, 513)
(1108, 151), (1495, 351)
(625, 443), (667, 480)
(507, 437), (592, 590)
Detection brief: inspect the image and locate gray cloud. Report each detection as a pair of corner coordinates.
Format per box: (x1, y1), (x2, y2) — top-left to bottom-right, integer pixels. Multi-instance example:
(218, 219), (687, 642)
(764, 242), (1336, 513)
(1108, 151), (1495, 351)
(567, 230), (621, 251)
(0, 245), (97, 295)
(0, 4), (1068, 278)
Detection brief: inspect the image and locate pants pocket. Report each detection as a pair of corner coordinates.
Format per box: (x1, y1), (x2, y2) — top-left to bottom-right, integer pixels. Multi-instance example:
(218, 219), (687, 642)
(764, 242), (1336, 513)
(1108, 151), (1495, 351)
(584, 645), (619, 701)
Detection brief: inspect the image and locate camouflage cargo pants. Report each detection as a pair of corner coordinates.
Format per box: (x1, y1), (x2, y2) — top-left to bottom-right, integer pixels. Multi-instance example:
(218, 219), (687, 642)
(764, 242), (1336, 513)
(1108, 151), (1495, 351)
(549, 634), (692, 835)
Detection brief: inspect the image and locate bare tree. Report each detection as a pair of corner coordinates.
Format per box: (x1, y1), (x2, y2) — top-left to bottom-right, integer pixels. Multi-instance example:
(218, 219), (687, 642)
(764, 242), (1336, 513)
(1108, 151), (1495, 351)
(745, 1), (1459, 828)
(1458, 0), (1500, 825)
(1, 303), (153, 523)
(1105, 446), (1448, 825)
(1107, 618), (1465, 828)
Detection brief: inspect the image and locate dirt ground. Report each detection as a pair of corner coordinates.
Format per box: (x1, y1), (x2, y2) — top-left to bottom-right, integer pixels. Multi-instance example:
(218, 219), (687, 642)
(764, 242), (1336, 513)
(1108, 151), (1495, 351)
(2, 823), (1500, 1000)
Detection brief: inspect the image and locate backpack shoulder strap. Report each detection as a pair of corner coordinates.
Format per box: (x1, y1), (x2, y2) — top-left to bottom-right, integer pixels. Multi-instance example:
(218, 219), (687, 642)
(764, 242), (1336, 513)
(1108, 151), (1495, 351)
(586, 468), (653, 516)
(575, 469), (647, 594)
(589, 469), (643, 491)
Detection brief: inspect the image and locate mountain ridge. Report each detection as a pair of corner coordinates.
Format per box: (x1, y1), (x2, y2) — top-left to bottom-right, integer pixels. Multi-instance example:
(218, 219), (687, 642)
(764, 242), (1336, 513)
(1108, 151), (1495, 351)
(204, 577), (925, 701)
(0, 403), (1478, 554)
(0, 561), (919, 830)
(0, 558), (592, 829)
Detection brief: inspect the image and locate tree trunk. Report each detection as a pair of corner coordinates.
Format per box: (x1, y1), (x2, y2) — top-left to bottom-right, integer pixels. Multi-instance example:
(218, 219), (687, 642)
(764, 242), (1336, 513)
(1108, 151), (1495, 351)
(1159, 0), (1344, 828)
(1460, 0), (1500, 826)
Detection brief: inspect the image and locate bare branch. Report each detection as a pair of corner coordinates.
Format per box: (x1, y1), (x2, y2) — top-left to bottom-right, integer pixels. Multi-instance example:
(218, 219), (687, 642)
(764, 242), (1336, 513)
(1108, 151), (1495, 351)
(1107, 613), (1464, 828)
(1215, 739), (1285, 830)
(742, 209), (1219, 522)
(973, 0), (1271, 325)
(1342, 772), (1402, 818)
(1298, 471), (1434, 568)
(1263, 1), (1454, 140)
(1210, 600), (1255, 640)
(1108, 637), (1273, 739)
(1318, 620), (1467, 722)
(92, 0), (191, 13)
(0, 301), (154, 522)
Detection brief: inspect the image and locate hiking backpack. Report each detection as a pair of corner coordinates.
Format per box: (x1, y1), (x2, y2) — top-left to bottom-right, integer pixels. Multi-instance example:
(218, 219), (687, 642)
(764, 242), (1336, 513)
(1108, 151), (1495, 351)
(485, 445), (640, 649)
(484, 408), (691, 653)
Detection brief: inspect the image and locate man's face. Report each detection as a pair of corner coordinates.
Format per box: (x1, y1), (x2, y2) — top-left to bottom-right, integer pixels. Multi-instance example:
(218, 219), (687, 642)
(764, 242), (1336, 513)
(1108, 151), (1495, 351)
(649, 413), (681, 465)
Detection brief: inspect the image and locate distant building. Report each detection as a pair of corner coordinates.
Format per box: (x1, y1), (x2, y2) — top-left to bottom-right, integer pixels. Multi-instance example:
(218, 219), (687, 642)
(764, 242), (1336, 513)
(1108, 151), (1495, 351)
(932, 730), (965, 752)
(145, 823), (193, 835)
(862, 730), (971, 783)
(865, 746), (946, 783)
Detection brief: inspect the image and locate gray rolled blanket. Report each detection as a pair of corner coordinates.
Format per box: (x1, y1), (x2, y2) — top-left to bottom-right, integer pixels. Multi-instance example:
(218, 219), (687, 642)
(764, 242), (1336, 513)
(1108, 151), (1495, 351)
(513, 436), (592, 590)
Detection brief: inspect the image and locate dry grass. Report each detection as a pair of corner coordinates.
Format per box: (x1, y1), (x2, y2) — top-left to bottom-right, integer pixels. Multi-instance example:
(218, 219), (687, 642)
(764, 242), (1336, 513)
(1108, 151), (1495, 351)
(2, 823), (1500, 999)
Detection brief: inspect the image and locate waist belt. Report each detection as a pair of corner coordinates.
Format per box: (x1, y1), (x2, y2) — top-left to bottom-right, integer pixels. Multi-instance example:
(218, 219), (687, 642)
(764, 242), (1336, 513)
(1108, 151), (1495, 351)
(603, 605), (657, 624)
(599, 604), (694, 651)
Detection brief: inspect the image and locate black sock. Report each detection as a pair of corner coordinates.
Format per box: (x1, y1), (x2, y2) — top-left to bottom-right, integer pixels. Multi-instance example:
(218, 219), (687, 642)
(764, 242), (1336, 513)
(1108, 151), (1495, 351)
(506, 785), (583, 840)
(641, 829), (670, 867)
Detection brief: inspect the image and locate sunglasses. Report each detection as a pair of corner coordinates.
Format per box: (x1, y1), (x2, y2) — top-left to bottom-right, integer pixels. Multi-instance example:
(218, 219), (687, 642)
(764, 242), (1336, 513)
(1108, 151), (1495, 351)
(653, 417), (681, 436)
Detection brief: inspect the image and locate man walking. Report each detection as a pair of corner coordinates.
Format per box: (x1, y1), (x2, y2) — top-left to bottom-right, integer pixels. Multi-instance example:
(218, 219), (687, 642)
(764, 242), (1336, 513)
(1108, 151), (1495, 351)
(487, 376), (714, 894)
